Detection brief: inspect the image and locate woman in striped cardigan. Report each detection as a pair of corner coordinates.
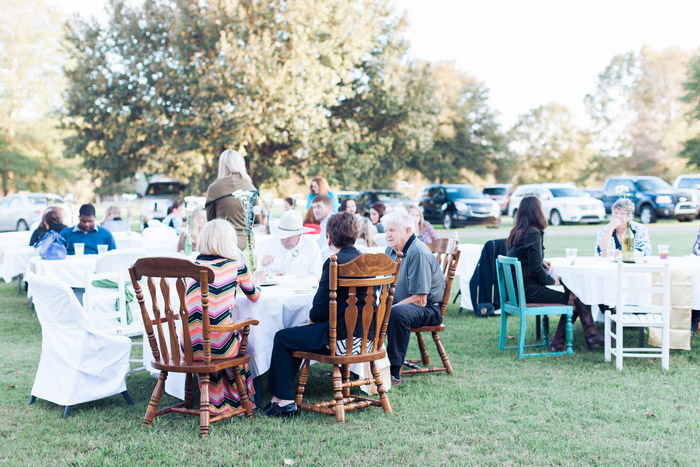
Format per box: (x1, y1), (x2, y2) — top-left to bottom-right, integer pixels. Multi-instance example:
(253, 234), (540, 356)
(183, 219), (265, 414)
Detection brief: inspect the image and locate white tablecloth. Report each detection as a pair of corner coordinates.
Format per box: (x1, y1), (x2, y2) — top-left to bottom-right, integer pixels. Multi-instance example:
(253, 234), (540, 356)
(0, 231), (32, 251)
(1, 246), (36, 282)
(457, 244), (485, 311)
(550, 256), (700, 310)
(28, 255), (99, 288)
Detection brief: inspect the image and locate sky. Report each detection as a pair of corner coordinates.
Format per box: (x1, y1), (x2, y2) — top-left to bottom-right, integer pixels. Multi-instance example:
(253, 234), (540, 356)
(52, 0), (700, 129)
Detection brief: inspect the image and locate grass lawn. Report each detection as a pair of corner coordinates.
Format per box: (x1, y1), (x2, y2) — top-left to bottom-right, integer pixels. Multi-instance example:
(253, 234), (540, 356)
(2, 218), (700, 464)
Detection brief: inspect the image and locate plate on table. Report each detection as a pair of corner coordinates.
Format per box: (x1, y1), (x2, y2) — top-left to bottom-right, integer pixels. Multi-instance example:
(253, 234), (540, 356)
(260, 279), (278, 287)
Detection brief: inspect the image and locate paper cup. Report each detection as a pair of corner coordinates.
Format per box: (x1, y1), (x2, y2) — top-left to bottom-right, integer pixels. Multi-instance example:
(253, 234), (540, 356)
(74, 243), (84, 256)
(97, 244), (108, 254)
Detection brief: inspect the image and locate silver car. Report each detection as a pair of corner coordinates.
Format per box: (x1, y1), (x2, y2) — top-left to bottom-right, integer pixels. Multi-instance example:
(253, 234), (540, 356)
(0, 193), (65, 231)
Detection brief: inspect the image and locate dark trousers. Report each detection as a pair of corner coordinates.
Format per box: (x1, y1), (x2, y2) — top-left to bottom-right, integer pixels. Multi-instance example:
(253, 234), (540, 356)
(267, 322), (329, 401)
(386, 303), (441, 367)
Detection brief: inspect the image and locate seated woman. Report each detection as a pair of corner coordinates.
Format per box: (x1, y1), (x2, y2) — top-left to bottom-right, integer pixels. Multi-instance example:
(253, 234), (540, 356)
(339, 198), (357, 214)
(370, 201), (386, 233)
(162, 200), (185, 234)
(302, 207), (322, 235)
(408, 204), (438, 245)
(283, 197), (295, 211)
(506, 196), (604, 351)
(177, 207), (207, 252)
(30, 207), (68, 246)
(263, 211), (364, 417)
(596, 198), (651, 257)
(101, 205), (129, 233)
(183, 219), (266, 414)
(355, 215), (378, 248)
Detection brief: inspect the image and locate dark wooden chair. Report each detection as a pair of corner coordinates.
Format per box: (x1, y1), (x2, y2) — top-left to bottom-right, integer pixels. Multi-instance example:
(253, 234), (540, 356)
(129, 257), (259, 437)
(293, 253), (402, 424)
(402, 238), (460, 375)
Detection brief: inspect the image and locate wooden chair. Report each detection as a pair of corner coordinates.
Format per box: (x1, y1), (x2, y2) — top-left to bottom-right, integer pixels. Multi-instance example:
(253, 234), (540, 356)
(129, 257), (258, 437)
(495, 256), (574, 357)
(293, 253), (402, 424)
(605, 262), (670, 371)
(402, 238), (460, 375)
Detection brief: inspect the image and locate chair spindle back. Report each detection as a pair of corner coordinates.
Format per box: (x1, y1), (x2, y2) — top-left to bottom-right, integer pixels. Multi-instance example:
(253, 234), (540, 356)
(427, 238), (460, 318)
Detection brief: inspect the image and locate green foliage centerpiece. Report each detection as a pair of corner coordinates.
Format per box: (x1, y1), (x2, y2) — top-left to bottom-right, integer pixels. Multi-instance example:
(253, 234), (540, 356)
(231, 189), (260, 272)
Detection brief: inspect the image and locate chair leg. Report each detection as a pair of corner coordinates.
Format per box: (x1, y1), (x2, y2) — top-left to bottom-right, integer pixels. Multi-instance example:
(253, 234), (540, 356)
(232, 366), (254, 418)
(604, 311), (611, 362)
(341, 365), (351, 398)
(332, 365), (345, 424)
(517, 315), (527, 357)
(29, 395), (36, 405)
(295, 360), (310, 406)
(184, 373), (194, 409)
(143, 371), (167, 427)
(63, 406), (72, 418)
(121, 390), (134, 405)
(565, 313), (573, 355)
(370, 360), (392, 414)
(542, 316), (550, 346)
(416, 332), (430, 365)
(199, 373), (211, 438)
(432, 331), (453, 374)
(498, 311), (508, 350)
(616, 322), (623, 371)
(535, 315), (541, 342)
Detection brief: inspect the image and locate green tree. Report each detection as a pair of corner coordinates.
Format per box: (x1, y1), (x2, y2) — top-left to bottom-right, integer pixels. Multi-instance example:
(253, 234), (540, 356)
(681, 54), (700, 168)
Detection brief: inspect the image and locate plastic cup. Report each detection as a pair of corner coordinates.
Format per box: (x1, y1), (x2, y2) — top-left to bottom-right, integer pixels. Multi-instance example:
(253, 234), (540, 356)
(97, 244), (108, 254)
(74, 243), (84, 256)
(565, 248), (578, 264)
(607, 247), (616, 262)
(658, 244), (669, 260)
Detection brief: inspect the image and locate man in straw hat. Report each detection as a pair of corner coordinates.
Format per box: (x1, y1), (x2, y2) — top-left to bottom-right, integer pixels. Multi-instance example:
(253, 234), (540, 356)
(258, 210), (322, 277)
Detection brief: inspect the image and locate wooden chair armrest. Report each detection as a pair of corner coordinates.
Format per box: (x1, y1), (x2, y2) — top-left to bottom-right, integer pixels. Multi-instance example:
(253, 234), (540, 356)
(209, 318), (259, 333)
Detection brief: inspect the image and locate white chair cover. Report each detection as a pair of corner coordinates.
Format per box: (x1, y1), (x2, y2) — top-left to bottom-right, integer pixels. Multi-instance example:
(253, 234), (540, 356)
(26, 272), (131, 407)
(142, 225), (178, 254)
(94, 248), (147, 273)
(113, 232), (144, 250)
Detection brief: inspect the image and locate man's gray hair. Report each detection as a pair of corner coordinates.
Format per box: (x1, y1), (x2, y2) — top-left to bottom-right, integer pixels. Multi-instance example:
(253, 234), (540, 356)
(611, 198), (635, 212)
(381, 210), (415, 232)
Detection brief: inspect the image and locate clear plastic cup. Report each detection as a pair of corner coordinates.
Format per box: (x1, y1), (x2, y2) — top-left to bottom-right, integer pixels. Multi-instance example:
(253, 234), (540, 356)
(74, 243), (84, 256)
(97, 244), (108, 254)
(658, 244), (669, 260)
(565, 248), (578, 264)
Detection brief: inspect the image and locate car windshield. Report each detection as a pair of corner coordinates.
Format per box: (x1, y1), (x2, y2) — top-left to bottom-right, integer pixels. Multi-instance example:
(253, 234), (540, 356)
(636, 178), (672, 191)
(483, 187), (506, 196)
(146, 183), (183, 196)
(376, 192), (407, 203)
(678, 178), (700, 189)
(549, 187), (584, 197)
(446, 186), (483, 199)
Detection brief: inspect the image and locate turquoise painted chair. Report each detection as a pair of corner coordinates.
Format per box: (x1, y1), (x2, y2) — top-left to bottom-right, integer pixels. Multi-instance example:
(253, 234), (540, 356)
(495, 256), (574, 357)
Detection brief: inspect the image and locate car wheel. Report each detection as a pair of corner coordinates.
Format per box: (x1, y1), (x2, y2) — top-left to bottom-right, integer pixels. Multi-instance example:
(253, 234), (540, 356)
(442, 212), (454, 230)
(549, 209), (562, 227)
(639, 205), (657, 224)
(679, 216), (693, 222)
(511, 209), (517, 219)
(16, 219), (29, 231)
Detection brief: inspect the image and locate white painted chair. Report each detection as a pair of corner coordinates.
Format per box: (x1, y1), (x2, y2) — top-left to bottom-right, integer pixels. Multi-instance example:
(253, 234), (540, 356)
(26, 272), (132, 417)
(605, 262), (670, 371)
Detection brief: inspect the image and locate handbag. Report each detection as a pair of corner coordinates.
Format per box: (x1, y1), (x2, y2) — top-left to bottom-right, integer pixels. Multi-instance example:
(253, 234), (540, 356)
(34, 230), (68, 260)
(474, 284), (496, 317)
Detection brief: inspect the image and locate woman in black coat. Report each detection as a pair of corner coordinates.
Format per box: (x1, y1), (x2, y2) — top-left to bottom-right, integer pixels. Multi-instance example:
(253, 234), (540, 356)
(506, 196), (603, 351)
(30, 208), (68, 246)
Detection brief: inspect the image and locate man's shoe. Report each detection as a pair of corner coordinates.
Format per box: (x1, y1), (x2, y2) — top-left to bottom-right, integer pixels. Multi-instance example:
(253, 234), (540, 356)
(390, 375), (403, 386)
(262, 401), (276, 416)
(548, 341), (565, 352)
(585, 333), (605, 351)
(264, 402), (297, 418)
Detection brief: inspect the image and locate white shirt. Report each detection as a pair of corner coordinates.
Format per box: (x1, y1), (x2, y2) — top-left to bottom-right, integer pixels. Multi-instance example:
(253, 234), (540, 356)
(317, 217), (329, 251)
(257, 235), (322, 277)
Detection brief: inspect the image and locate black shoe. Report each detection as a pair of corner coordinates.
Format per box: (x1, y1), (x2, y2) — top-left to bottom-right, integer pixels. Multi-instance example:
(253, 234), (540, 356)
(264, 402), (298, 418)
(548, 341), (565, 352)
(585, 333), (605, 351)
(261, 401), (276, 416)
(390, 375), (403, 386)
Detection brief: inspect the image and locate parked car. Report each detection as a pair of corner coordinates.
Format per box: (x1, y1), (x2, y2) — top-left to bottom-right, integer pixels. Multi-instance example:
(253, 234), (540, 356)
(673, 174), (700, 214)
(602, 176), (698, 223)
(140, 178), (186, 225)
(0, 193), (65, 232)
(483, 184), (514, 214)
(418, 184), (500, 229)
(508, 183), (605, 226)
(354, 190), (411, 217)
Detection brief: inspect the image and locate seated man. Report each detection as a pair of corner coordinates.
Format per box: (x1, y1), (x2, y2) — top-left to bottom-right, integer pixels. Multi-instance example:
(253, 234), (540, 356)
(258, 210), (322, 277)
(596, 198), (651, 257)
(61, 204), (117, 255)
(382, 211), (445, 385)
(264, 212), (365, 417)
(311, 194), (334, 251)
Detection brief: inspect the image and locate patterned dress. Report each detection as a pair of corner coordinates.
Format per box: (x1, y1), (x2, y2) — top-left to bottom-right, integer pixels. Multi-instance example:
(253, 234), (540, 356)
(183, 255), (261, 414)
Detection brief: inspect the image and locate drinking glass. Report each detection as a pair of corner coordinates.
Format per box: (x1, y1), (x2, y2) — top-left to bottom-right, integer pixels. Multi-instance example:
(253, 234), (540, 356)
(565, 248), (578, 264)
(657, 244), (669, 260)
(97, 244), (108, 254)
(74, 243), (84, 256)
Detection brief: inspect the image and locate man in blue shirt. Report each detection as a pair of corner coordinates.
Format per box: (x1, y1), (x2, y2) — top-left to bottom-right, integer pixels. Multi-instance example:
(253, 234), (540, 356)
(61, 204), (117, 255)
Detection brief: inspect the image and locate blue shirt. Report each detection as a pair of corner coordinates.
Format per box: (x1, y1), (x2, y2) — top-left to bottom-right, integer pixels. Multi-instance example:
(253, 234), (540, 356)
(60, 225), (117, 255)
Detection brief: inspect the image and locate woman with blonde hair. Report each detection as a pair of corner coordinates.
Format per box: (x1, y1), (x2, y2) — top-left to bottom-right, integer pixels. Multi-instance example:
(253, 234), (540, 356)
(407, 204), (438, 244)
(305, 176), (339, 212)
(183, 219), (265, 414)
(205, 149), (259, 250)
(355, 215), (378, 248)
(177, 207), (207, 252)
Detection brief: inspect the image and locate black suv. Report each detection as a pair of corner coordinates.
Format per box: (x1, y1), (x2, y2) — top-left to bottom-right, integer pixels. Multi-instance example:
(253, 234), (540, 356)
(601, 176), (698, 223)
(354, 190), (411, 217)
(418, 184), (500, 229)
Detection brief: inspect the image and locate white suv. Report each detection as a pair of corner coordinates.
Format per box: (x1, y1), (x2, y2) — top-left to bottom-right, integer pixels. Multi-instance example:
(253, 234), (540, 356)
(508, 183), (606, 226)
(673, 174), (700, 213)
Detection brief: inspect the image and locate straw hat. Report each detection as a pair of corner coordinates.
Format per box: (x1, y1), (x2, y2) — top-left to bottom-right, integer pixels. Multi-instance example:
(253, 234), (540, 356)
(274, 210), (314, 239)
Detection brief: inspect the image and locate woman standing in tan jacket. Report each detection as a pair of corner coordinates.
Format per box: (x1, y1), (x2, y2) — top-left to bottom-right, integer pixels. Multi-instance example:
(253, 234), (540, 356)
(205, 149), (259, 251)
